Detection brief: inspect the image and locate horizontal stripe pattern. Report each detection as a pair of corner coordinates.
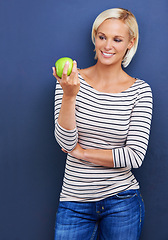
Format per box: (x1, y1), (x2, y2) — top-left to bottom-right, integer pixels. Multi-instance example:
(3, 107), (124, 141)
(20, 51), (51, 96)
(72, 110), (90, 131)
(54, 122), (78, 152)
(54, 74), (153, 202)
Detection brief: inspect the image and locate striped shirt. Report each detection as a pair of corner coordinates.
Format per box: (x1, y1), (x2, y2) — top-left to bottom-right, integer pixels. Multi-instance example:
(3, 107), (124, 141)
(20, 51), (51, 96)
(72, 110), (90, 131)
(54, 74), (153, 202)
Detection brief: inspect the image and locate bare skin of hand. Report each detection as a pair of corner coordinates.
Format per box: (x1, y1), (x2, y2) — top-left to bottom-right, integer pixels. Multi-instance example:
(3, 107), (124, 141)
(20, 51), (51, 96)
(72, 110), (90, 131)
(52, 60), (80, 98)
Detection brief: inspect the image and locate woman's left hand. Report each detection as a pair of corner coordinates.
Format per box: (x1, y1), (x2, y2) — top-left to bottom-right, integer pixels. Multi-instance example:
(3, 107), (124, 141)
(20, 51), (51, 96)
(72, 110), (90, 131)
(61, 143), (114, 167)
(61, 143), (84, 159)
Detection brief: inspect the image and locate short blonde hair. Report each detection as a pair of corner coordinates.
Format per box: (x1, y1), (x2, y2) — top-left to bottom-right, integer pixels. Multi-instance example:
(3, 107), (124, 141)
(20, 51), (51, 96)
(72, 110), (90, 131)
(91, 8), (139, 67)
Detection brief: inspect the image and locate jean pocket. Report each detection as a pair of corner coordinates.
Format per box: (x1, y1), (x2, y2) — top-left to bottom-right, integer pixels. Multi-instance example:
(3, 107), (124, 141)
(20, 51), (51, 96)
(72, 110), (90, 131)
(115, 190), (137, 199)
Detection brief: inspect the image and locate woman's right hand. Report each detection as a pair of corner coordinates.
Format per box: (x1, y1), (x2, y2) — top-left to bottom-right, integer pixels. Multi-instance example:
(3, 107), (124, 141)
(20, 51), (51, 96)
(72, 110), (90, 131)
(52, 60), (80, 98)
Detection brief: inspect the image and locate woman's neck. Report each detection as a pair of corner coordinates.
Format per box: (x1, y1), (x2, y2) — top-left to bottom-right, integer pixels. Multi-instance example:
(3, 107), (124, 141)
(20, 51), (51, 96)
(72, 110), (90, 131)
(93, 61), (126, 84)
(79, 61), (133, 93)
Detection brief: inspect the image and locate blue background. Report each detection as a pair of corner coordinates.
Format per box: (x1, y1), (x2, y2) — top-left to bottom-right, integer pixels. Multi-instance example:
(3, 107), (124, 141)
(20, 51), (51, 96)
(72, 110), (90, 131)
(0, 0), (168, 239)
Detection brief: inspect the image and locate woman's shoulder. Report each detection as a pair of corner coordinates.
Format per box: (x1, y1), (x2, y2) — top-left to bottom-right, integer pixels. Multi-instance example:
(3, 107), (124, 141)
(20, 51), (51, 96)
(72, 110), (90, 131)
(78, 66), (95, 85)
(78, 66), (94, 78)
(135, 78), (152, 90)
(134, 79), (153, 99)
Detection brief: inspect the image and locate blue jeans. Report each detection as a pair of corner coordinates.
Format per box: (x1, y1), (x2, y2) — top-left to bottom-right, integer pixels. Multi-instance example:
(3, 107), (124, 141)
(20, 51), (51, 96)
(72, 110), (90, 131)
(55, 189), (145, 240)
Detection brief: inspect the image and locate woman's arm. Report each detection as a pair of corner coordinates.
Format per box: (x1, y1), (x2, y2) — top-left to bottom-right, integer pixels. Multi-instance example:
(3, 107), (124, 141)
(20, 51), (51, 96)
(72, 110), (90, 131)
(53, 61), (80, 130)
(53, 61), (80, 152)
(62, 143), (114, 167)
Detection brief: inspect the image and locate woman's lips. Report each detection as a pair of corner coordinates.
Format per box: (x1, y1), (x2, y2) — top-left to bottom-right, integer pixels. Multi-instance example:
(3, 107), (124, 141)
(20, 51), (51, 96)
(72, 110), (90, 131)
(101, 51), (115, 57)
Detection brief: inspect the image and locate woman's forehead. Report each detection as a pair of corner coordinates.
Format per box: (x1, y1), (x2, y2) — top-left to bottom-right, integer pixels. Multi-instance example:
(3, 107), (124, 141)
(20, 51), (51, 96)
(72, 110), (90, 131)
(97, 19), (129, 36)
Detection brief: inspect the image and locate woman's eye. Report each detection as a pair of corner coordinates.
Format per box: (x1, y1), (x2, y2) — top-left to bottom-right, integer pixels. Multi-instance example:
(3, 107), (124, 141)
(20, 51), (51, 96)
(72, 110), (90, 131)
(99, 35), (105, 40)
(114, 38), (122, 42)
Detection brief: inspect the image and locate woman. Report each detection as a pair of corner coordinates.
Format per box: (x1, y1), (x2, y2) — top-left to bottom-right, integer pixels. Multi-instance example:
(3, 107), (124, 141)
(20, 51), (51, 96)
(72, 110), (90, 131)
(52, 8), (153, 240)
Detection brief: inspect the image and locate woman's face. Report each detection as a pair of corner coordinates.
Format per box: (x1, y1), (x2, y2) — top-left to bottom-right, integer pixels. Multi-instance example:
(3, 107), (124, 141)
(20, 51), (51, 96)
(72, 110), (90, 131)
(95, 18), (134, 66)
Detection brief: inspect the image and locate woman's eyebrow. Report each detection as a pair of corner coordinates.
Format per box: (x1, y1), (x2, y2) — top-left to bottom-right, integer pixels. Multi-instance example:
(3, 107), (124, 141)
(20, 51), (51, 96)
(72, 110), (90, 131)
(97, 32), (105, 35)
(114, 35), (125, 38)
(97, 32), (125, 38)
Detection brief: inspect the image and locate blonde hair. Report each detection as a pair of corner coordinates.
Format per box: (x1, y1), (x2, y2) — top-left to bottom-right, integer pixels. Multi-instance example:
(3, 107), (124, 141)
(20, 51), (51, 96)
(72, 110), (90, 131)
(91, 8), (139, 67)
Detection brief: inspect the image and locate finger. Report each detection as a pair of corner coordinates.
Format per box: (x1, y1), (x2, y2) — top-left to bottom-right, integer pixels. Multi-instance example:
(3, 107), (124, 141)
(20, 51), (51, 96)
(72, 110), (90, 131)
(52, 67), (56, 76)
(52, 67), (61, 82)
(69, 60), (78, 79)
(62, 61), (69, 81)
(72, 60), (77, 73)
(72, 61), (80, 85)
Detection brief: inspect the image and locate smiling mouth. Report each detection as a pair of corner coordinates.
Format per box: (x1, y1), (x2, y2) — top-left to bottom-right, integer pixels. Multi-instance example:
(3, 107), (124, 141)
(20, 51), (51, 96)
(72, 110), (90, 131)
(101, 51), (115, 57)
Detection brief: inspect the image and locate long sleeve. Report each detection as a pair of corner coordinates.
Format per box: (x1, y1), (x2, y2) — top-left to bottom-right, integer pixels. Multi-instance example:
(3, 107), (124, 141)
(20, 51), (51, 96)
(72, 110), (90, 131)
(54, 81), (78, 152)
(112, 83), (153, 168)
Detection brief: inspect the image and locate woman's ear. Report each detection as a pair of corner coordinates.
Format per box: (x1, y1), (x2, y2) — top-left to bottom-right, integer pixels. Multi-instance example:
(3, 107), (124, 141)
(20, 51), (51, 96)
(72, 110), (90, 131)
(128, 37), (135, 50)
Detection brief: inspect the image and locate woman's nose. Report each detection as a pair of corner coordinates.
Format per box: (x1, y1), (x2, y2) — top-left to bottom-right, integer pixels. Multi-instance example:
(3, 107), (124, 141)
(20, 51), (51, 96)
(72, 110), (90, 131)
(104, 40), (113, 50)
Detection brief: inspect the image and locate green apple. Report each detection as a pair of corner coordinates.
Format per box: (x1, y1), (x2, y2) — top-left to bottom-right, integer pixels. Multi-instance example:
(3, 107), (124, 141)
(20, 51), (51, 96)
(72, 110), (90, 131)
(55, 57), (73, 78)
